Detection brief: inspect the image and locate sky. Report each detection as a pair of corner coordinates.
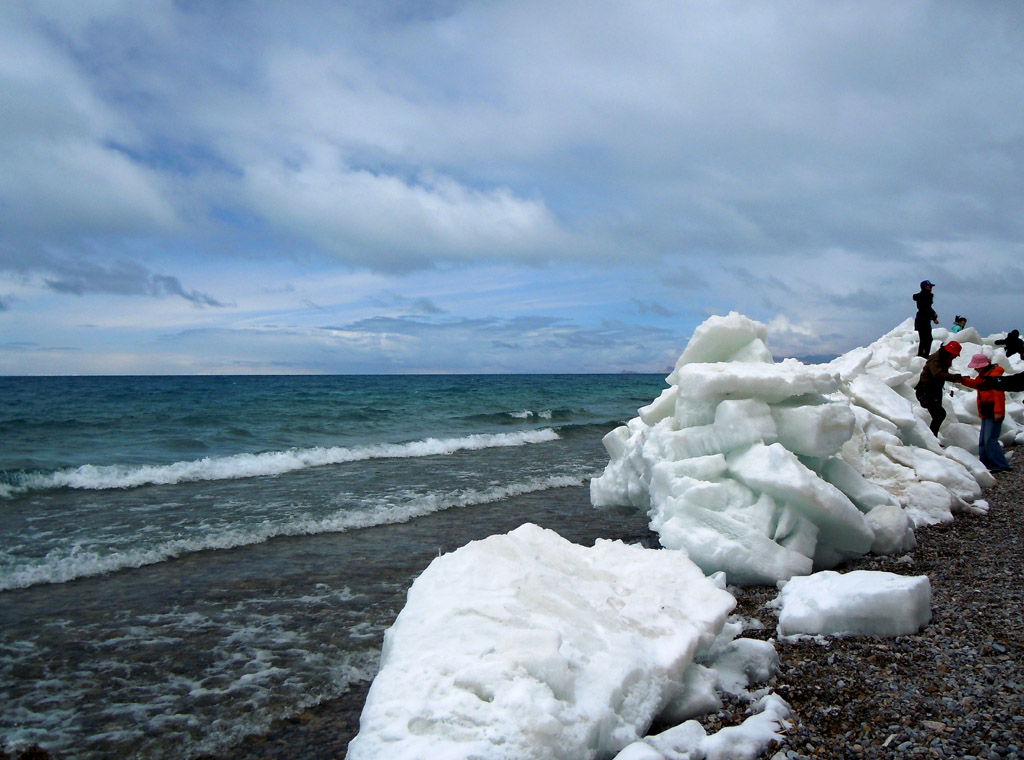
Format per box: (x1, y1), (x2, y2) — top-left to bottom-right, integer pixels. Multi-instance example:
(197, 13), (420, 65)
(2, 0), (1023, 375)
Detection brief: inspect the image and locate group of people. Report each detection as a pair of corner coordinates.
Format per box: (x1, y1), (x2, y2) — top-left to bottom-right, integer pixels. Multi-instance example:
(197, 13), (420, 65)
(912, 279), (1023, 473)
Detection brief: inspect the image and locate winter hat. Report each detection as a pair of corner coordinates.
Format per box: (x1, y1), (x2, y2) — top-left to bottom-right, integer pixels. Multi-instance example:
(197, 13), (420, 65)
(944, 341), (962, 356)
(968, 353), (991, 369)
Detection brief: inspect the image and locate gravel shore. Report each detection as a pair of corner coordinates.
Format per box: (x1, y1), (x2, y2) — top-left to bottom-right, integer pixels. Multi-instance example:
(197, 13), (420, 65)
(740, 456), (1024, 760)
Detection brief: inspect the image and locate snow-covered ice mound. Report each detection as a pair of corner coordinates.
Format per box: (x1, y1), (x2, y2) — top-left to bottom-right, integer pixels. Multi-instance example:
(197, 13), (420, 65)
(347, 523), (790, 760)
(351, 314), (1024, 759)
(591, 313), (1024, 586)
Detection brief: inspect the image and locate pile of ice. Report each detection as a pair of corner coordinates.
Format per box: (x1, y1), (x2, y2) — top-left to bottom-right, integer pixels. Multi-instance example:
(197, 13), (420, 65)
(591, 313), (1023, 586)
(347, 524), (791, 760)
(350, 314), (1019, 759)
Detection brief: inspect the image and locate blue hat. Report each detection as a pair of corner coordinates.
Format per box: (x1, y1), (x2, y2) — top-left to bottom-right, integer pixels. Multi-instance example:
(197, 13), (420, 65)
(921, 280), (935, 288)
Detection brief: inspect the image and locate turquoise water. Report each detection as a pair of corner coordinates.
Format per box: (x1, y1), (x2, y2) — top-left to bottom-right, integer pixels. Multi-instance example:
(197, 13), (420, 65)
(0, 374), (664, 758)
(1, 374), (661, 473)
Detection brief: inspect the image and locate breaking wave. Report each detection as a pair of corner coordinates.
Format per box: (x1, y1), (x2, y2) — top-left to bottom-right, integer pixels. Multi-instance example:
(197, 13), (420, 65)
(1, 429), (561, 496)
(0, 472), (588, 591)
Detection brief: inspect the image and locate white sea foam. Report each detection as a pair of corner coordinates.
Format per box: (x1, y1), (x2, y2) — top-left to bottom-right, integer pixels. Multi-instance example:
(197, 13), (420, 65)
(509, 409), (554, 419)
(0, 598), (379, 760)
(3, 429), (561, 496)
(0, 472), (587, 591)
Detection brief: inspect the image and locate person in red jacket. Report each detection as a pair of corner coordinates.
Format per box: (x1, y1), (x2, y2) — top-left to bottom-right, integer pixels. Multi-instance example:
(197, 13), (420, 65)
(961, 354), (1011, 473)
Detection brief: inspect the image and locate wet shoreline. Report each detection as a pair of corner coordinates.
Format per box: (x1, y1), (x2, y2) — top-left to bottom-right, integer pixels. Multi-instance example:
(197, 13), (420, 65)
(202, 485), (658, 760)
(9, 460), (1019, 760)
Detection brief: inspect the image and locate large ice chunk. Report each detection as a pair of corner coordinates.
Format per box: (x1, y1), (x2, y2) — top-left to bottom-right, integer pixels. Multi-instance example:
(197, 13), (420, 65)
(642, 399), (777, 462)
(347, 524), (737, 760)
(818, 457), (898, 513)
(847, 375), (918, 429)
(772, 570), (932, 637)
(883, 445), (982, 503)
(727, 443), (874, 556)
(865, 504), (917, 555)
(668, 312), (770, 376)
(656, 501), (814, 586)
(672, 361), (840, 404)
(771, 400), (855, 458)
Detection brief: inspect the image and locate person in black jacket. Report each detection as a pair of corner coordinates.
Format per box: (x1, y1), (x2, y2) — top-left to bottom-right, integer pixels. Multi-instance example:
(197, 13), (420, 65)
(986, 373), (1024, 392)
(915, 341), (964, 436)
(913, 280), (938, 358)
(995, 329), (1024, 360)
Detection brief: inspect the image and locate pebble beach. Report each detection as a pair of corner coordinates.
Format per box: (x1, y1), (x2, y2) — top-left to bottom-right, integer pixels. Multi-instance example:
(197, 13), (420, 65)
(743, 455), (1024, 760)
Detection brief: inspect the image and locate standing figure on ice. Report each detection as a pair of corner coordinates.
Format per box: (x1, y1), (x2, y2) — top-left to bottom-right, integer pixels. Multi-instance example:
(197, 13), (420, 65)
(913, 280), (939, 358)
(961, 354), (1012, 473)
(914, 340), (964, 436)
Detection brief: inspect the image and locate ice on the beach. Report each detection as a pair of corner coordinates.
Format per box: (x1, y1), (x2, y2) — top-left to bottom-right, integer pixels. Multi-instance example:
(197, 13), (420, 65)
(771, 570), (932, 637)
(591, 312), (1021, 585)
(347, 524), (791, 760)
(612, 694), (792, 760)
(352, 312), (1020, 759)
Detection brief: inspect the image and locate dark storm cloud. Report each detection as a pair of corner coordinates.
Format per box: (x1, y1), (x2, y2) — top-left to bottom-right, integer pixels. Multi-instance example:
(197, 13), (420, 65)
(3, 251), (228, 307)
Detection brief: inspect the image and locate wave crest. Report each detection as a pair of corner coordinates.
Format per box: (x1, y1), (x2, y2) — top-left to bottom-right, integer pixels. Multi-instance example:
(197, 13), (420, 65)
(2, 429), (561, 495)
(0, 472), (589, 591)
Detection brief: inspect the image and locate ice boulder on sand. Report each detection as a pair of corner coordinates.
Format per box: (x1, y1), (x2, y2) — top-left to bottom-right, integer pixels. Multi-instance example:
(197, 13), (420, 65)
(771, 570), (932, 637)
(592, 312), (1007, 586)
(347, 524), (790, 760)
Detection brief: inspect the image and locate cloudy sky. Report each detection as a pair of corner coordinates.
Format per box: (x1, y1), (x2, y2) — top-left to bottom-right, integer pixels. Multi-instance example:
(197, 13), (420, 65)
(2, 0), (1023, 374)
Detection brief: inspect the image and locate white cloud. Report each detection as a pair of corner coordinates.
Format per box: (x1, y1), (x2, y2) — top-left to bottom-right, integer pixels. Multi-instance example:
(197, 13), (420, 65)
(0, 4), (177, 228)
(241, 145), (569, 270)
(1, 0), (1023, 372)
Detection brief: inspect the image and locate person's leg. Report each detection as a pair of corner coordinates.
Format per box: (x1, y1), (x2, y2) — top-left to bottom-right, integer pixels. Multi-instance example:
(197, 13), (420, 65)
(927, 399), (946, 436)
(981, 418), (1011, 471)
(917, 325), (932, 358)
(978, 417), (995, 469)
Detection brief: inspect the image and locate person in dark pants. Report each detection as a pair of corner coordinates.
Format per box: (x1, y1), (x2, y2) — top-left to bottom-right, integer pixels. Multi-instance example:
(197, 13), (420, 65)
(913, 280), (938, 358)
(915, 341), (964, 436)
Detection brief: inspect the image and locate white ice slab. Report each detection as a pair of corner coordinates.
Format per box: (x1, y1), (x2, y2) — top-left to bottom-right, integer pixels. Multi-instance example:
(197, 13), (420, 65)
(772, 570), (931, 637)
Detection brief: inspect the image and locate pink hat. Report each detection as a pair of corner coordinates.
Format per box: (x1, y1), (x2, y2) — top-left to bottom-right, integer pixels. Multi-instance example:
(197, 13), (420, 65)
(968, 353), (991, 369)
